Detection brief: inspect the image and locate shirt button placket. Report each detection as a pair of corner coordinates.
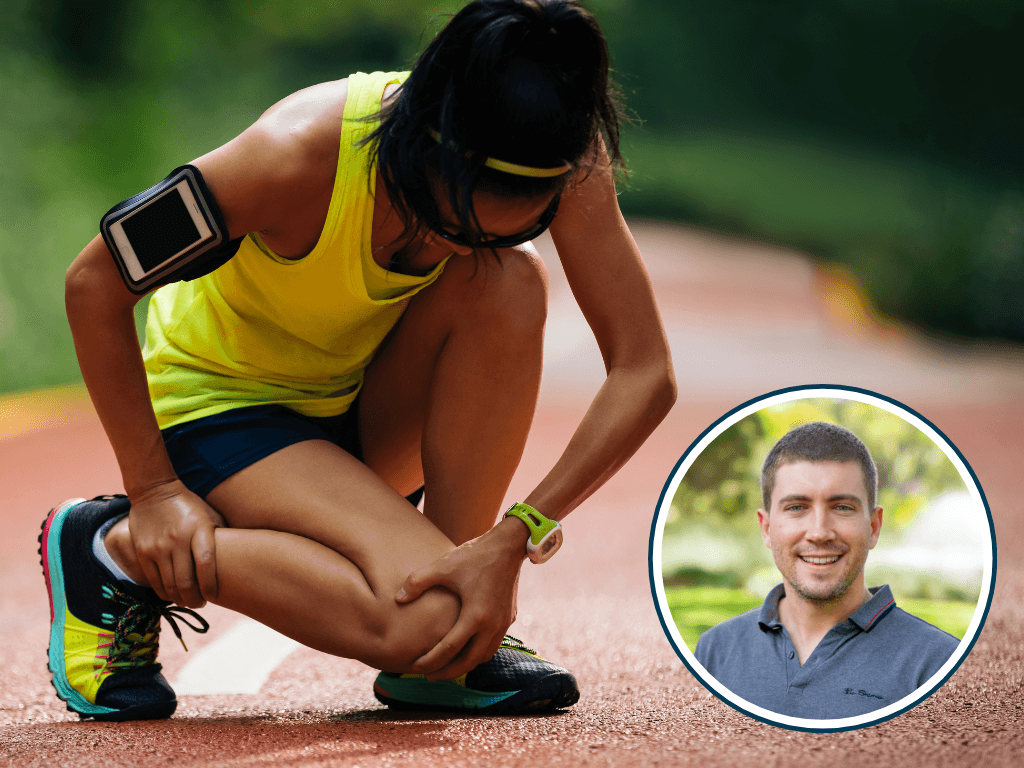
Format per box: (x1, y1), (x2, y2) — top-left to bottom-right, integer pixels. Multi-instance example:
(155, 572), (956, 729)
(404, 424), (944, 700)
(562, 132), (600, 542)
(781, 631), (802, 695)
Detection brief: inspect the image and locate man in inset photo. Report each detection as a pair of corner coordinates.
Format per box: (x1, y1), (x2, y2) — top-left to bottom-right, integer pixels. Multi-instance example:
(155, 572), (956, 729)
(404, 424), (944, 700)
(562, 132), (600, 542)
(694, 421), (960, 719)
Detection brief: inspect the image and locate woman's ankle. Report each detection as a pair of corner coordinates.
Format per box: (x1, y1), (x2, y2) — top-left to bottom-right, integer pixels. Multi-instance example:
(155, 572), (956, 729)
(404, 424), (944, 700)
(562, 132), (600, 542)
(103, 517), (149, 586)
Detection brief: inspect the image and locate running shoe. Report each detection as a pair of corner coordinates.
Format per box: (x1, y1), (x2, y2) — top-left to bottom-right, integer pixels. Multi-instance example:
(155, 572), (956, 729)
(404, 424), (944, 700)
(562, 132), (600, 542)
(373, 635), (579, 713)
(39, 495), (209, 721)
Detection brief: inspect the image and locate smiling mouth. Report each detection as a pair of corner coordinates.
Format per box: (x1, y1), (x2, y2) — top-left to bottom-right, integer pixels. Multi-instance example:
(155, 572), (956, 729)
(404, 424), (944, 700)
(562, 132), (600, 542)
(799, 555), (842, 565)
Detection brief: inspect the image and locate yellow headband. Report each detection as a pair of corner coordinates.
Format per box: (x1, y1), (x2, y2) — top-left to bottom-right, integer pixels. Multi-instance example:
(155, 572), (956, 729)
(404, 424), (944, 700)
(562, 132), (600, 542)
(428, 128), (572, 179)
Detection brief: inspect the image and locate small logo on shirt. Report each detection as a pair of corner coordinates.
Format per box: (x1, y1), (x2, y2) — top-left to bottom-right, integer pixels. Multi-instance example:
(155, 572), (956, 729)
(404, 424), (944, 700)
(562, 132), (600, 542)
(844, 688), (884, 700)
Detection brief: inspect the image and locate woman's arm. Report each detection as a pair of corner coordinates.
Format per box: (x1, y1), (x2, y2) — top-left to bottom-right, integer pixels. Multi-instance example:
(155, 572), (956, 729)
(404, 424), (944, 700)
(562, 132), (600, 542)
(65, 235), (221, 608)
(65, 85), (342, 607)
(534, 151), (678, 519)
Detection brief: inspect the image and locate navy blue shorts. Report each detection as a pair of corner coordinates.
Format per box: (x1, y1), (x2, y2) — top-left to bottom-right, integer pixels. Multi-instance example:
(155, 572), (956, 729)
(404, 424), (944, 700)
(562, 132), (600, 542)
(161, 402), (424, 506)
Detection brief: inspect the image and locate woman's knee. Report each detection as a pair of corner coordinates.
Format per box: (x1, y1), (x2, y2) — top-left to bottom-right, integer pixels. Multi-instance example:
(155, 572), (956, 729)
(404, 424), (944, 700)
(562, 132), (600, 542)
(359, 587), (460, 671)
(493, 245), (548, 332)
(439, 245), (548, 337)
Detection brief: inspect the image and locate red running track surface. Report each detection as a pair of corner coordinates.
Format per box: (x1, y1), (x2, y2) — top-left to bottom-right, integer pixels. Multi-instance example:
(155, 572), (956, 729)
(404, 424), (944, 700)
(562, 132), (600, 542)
(2, 222), (1022, 766)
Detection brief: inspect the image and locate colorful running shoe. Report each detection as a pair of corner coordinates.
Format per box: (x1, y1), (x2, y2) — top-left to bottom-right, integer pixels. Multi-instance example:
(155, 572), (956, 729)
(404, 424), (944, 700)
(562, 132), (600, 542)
(373, 635), (580, 714)
(39, 495), (209, 721)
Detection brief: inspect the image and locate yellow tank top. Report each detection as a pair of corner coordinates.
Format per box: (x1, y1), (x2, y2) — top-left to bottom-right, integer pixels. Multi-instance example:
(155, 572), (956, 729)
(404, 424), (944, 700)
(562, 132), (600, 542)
(143, 71), (447, 430)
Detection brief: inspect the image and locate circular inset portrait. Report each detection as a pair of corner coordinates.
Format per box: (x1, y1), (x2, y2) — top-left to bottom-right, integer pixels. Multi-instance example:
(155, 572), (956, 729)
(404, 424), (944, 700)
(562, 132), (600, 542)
(649, 385), (995, 732)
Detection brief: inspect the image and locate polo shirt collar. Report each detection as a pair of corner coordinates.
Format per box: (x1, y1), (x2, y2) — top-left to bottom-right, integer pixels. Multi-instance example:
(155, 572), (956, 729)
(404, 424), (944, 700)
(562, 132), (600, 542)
(757, 583), (787, 631)
(756, 583), (898, 633)
(848, 584), (897, 631)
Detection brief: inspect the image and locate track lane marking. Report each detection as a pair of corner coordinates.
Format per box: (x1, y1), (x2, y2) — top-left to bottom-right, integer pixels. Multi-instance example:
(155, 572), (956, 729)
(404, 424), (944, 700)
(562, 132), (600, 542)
(171, 619), (300, 695)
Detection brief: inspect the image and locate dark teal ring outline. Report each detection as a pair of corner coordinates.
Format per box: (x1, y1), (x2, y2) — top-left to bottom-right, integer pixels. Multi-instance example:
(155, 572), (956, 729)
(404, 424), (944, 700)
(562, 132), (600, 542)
(646, 383), (997, 733)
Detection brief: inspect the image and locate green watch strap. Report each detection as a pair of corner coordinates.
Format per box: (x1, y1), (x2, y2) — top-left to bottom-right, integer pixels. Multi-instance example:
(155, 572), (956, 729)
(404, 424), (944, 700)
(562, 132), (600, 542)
(504, 502), (558, 546)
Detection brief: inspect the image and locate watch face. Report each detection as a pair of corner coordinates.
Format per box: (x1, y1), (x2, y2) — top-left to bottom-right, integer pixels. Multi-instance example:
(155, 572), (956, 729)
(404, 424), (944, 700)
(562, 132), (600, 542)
(533, 527), (563, 563)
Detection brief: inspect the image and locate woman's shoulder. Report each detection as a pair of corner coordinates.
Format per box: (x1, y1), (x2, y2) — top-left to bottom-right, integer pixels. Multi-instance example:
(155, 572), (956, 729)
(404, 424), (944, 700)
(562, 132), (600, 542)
(220, 78), (354, 225)
(191, 74), (397, 242)
(252, 78), (352, 173)
(190, 79), (352, 243)
(245, 72), (400, 183)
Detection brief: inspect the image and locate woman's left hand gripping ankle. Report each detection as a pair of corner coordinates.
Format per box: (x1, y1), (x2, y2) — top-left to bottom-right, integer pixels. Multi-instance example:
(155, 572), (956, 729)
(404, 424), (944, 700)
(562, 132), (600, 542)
(129, 478), (226, 609)
(394, 516), (529, 681)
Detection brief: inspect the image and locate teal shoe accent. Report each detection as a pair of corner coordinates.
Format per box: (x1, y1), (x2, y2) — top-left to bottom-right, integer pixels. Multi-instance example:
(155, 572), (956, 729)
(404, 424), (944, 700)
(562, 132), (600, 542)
(373, 635), (580, 714)
(374, 676), (519, 710)
(41, 498), (118, 716)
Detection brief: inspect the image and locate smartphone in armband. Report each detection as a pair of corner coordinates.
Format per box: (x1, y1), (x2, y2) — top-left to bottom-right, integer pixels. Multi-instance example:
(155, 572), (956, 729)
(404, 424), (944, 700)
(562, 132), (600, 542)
(100, 165), (230, 295)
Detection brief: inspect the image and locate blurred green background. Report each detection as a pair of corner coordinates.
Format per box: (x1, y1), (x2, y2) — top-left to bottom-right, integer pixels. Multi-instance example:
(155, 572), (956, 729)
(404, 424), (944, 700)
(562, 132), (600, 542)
(1, 0), (1022, 394)
(661, 398), (988, 650)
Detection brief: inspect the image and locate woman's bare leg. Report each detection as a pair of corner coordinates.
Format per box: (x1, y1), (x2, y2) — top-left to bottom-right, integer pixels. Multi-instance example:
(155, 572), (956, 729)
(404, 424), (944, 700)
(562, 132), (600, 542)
(360, 246), (547, 544)
(106, 441), (459, 671)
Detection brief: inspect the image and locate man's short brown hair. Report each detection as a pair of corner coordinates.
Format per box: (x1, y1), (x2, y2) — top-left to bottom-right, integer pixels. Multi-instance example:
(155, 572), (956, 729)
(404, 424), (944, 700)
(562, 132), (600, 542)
(761, 422), (877, 511)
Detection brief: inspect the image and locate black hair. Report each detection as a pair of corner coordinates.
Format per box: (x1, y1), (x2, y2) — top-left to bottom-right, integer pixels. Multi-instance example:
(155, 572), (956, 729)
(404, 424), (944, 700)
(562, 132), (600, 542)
(362, 0), (625, 246)
(761, 422), (879, 512)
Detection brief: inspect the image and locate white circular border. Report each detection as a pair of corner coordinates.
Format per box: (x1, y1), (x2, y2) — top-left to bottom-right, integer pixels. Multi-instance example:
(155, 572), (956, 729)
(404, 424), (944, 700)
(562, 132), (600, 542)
(648, 385), (997, 732)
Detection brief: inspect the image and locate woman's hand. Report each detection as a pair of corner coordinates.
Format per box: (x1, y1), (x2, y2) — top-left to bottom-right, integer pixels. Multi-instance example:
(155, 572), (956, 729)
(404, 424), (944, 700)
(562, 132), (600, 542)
(128, 479), (225, 609)
(394, 516), (529, 681)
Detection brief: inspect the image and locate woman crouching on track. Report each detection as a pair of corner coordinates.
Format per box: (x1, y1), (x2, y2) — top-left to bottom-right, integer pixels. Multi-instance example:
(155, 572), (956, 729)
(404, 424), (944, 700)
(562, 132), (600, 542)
(43, 0), (675, 720)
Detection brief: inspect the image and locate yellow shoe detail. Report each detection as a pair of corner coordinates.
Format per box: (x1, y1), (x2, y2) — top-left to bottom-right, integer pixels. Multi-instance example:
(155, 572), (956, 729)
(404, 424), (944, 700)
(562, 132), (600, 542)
(63, 609), (114, 704)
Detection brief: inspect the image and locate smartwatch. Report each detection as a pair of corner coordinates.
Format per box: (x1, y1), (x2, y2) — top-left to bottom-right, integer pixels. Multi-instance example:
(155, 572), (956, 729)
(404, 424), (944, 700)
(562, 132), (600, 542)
(504, 503), (563, 564)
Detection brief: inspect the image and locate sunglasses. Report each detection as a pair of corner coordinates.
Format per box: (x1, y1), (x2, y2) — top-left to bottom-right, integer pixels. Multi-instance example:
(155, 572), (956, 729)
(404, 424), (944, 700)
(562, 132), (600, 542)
(432, 193), (561, 249)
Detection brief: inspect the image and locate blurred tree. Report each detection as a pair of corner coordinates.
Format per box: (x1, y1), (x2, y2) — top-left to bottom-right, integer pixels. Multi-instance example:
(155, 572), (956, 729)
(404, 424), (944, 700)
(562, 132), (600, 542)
(28, 0), (130, 77)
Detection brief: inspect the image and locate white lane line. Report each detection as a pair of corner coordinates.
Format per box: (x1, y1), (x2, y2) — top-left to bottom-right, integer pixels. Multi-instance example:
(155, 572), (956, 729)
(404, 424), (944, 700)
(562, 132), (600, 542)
(172, 619), (301, 695)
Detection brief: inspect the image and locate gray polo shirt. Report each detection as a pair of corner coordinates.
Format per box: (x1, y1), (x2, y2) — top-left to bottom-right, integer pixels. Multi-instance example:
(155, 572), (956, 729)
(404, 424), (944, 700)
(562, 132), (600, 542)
(694, 584), (960, 719)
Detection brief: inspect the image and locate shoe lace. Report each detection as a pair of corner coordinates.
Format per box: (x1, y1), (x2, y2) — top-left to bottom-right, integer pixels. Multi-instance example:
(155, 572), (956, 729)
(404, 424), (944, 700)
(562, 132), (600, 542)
(500, 635), (537, 656)
(101, 584), (210, 669)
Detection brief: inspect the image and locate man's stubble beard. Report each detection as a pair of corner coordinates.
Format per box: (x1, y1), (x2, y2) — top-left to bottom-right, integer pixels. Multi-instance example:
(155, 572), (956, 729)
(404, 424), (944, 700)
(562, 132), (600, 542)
(775, 545), (869, 606)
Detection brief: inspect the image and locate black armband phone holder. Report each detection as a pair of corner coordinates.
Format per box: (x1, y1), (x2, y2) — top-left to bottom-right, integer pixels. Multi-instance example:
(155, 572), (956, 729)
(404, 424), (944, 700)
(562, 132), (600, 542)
(100, 165), (243, 294)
